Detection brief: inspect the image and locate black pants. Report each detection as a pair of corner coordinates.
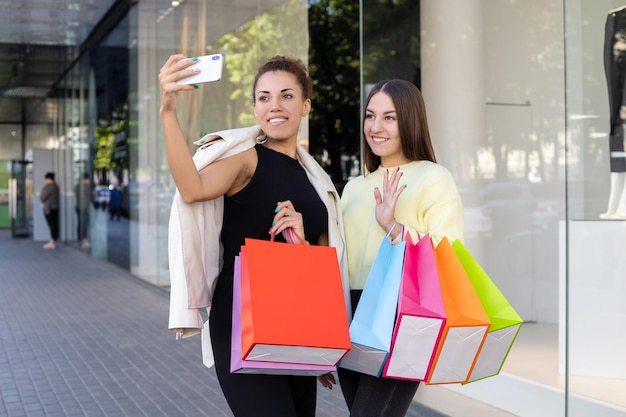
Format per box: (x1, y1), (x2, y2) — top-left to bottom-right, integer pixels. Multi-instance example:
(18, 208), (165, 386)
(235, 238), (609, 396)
(337, 290), (420, 417)
(109, 205), (121, 220)
(44, 209), (59, 241)
(209, 270), (317, 417)
(76, 208), (89, 239)
(337, 367), (419, 417)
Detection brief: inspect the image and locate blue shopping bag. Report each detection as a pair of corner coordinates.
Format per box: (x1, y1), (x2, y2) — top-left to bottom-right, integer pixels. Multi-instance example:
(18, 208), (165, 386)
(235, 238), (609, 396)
(339, 237), (406, 376)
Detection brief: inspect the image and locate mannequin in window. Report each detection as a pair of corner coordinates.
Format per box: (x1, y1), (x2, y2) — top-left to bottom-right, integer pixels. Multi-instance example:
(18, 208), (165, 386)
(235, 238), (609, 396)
(602, 6), (626, 219)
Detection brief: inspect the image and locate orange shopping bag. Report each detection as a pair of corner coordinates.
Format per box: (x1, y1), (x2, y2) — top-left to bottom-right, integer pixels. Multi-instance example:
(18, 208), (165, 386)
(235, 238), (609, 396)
(426, 237), (490, 384)
(240, 236), (351, 366)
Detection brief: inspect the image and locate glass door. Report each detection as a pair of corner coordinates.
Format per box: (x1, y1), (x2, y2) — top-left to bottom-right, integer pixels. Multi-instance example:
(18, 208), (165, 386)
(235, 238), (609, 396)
(10, 159), (32, 238)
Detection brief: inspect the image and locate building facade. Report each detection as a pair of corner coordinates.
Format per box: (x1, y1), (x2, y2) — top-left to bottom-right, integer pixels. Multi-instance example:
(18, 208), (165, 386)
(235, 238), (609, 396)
(1, 0), (624, 415)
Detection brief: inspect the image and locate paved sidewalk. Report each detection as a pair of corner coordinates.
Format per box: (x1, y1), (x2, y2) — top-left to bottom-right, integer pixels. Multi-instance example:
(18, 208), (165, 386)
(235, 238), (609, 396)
(0, 230), (442, 417)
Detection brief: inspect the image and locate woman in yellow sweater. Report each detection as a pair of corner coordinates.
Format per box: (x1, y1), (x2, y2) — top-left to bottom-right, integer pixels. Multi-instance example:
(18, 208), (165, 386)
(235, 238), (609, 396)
(337, 79), (464, 416)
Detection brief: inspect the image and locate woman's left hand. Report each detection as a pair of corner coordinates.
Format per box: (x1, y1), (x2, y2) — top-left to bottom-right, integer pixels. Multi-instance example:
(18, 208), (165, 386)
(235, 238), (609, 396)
(271, 200), (306, 243)
(158, 54), (199, 112)
(317, 372), (336, 389)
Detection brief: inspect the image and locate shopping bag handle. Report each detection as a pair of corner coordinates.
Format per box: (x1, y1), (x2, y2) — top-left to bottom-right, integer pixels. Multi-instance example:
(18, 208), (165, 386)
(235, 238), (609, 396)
(269, 227), (309, 245)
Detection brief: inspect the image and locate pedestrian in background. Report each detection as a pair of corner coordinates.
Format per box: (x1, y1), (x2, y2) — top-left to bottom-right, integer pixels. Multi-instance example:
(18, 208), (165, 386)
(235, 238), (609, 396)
(108, 184), (122, 221)
(40, 172), (60, 249)
(75, 172), (92, 248)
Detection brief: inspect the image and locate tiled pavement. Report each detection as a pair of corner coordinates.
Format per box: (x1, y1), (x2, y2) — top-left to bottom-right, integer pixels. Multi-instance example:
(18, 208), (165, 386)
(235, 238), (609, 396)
(0, 229), (442, 417)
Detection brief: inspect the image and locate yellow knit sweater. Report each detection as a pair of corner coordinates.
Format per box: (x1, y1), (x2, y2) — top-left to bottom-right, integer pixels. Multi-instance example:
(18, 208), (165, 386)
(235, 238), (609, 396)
(341, 160), (464, 290)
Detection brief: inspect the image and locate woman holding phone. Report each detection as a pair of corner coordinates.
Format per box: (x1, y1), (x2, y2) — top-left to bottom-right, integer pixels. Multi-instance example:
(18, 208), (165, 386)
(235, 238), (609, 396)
(159, 54), (350, 417)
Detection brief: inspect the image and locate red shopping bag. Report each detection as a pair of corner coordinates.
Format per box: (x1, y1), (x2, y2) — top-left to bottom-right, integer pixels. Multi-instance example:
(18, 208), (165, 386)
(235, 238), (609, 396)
(240, 236), (351, 366)
(425, 237), (490, 385)
(382, 234), (446, 381)
(231, 255), (337, 375)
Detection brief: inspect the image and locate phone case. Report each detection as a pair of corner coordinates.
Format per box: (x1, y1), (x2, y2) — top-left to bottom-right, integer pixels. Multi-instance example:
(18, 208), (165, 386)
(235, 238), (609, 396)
(176, 54), (223, 85)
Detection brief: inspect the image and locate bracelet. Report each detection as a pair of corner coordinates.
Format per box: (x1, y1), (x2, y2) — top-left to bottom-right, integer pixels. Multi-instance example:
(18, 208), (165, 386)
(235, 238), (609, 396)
(390, 223), (404, 245)
(386, 221), (403, 244)
(386, 221), (398, 237)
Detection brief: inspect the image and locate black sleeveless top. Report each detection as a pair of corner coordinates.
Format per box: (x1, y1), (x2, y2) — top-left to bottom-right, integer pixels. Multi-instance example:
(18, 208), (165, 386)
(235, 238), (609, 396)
(220, 144), (328, 278)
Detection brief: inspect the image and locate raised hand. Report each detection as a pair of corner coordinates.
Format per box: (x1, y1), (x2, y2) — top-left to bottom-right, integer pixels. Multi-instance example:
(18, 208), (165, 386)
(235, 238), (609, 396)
(374, 167), (406, 234)
(158, 54), (200, 112)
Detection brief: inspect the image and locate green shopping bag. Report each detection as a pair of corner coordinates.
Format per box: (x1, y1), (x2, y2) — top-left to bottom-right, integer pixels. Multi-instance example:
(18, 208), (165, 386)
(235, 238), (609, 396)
(451, 240), (523, 382)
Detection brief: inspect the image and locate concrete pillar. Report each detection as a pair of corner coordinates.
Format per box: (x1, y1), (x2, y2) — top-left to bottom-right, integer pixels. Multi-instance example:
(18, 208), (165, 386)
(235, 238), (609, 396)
(420, 0), (484, 181)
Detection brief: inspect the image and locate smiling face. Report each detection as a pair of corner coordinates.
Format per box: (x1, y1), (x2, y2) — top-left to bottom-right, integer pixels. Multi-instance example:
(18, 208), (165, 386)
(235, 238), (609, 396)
(363, 91), (410, 167)
(253, 70), (311, 143)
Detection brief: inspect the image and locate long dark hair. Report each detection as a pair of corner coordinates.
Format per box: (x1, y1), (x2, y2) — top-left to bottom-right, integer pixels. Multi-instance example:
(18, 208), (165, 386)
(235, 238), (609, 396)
(362, 79), (436, 173)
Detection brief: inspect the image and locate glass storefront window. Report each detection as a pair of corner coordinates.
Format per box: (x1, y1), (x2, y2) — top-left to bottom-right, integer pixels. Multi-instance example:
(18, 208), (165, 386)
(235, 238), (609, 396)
(12, 1), (626, 415)
(564, 0), (626, 414)
(128, 0), (309, 286)
(381, 1), (624, 416)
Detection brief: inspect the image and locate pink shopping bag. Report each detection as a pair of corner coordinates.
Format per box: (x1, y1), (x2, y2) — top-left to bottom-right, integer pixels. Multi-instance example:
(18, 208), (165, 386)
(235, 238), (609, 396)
(382, 234), (446, 380)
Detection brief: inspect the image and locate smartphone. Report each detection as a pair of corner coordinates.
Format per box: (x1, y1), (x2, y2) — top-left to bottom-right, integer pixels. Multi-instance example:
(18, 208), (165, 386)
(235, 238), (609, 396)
(176, 53), (224, 85)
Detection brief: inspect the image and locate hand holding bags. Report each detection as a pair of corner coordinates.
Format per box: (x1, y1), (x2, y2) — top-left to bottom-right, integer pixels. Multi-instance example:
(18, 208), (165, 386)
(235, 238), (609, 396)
(451, 240), (523, 382)
(339, 237), (406, 377)
(238, 235), (351, 367)
(382, 234), (446, 381)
